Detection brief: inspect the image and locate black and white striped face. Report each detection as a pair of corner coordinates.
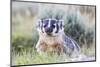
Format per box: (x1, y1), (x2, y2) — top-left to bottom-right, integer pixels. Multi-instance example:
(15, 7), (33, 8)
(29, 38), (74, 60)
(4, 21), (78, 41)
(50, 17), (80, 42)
(36, 19), (64, 36)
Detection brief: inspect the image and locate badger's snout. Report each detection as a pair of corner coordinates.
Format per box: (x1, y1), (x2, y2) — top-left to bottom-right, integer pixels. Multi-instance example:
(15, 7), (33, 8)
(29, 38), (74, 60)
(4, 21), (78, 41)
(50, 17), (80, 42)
(45, 27), (53, 35)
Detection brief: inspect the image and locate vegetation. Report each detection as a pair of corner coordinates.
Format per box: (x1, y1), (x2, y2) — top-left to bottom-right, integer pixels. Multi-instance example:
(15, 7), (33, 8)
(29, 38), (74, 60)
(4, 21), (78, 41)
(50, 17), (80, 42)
(12, 1), (95, 66)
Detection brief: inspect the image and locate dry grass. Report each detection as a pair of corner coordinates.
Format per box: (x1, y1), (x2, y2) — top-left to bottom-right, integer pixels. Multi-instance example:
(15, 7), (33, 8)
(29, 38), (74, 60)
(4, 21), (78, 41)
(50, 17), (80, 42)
(12, 44), (95, 66)
(11, 1), (96, 66)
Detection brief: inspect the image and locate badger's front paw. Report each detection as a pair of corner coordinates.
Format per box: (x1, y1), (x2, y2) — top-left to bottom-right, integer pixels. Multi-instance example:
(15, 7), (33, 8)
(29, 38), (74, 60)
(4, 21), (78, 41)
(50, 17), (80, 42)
(36, 41), (47, 53)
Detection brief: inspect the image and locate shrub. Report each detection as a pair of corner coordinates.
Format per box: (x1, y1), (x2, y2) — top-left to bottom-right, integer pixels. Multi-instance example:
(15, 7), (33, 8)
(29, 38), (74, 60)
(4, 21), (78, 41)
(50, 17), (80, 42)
(64, 12), (95, 47)
(37, 7), (95, 47)
(12, 32), (39, 52)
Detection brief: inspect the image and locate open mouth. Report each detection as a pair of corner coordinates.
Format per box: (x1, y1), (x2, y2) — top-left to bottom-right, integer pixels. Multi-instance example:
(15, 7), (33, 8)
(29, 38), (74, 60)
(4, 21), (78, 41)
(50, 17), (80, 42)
(46, 33), (52, 36)
(46, 33), (57, 37)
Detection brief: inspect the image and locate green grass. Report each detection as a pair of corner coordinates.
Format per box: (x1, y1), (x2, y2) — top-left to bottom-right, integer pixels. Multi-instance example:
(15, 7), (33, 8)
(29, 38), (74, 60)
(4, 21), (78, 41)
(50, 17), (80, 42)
(11, 35), (95, 66)
(81, 44), (95, 57)
(12, 44), (95, 66)
(12, 48), (68, 65)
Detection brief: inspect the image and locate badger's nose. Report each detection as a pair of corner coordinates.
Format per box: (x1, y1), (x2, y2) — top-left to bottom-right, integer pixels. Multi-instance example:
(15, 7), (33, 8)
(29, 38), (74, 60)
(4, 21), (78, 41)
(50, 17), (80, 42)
(45, 28), (52, 34)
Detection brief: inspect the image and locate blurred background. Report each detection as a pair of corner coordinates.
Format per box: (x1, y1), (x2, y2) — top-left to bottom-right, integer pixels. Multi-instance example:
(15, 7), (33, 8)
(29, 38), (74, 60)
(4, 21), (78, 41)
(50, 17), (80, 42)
(11, 1), (96, 66)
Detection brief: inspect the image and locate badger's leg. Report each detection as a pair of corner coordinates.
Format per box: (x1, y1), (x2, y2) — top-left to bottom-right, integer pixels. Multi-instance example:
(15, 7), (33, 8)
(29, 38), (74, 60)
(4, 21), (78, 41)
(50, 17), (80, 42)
(49, 44), (64, 55)
(63, 36), (81, 58)
(36, 40), (40, 50)
(36, 40), (47, 54)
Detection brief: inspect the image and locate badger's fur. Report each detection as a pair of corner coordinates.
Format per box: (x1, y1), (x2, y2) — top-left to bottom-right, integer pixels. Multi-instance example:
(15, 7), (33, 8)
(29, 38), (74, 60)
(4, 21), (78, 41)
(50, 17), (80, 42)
(36, 18), (80, 57)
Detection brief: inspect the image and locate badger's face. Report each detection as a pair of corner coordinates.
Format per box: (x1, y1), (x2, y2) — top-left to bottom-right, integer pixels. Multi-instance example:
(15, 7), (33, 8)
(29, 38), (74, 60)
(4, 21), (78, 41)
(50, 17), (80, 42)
(36, 19), (64, 37)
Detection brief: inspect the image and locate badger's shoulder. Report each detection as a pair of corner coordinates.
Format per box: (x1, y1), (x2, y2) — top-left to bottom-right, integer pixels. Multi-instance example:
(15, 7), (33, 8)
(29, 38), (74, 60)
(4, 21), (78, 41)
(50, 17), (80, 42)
(62, 34), (80, 53)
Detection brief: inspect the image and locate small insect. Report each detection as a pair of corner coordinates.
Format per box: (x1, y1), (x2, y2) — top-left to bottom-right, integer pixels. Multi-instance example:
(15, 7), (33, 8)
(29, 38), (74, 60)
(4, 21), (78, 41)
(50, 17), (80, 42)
(36, 18), (80, 57)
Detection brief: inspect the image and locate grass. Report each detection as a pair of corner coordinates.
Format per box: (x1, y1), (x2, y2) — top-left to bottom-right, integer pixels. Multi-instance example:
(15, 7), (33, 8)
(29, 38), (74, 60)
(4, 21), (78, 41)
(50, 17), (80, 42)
(12, 44), (95, 66)
(11, 3), (95, 66)
(11, 29), (95, 66)
(12, 48), (67, 65)
(81, 44), (95, 57)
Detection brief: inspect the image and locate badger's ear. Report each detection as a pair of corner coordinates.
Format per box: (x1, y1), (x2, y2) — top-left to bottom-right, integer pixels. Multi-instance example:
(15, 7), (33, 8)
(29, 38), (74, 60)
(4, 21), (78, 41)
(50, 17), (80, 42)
(36, 19), (42, 31)
(59, 20), (64, 29)
(36, 19), (41, 28)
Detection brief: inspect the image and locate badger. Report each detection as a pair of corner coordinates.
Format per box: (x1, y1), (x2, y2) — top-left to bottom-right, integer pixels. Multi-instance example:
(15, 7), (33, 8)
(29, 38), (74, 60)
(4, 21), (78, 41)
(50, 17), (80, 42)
(36, 18), (80, 57)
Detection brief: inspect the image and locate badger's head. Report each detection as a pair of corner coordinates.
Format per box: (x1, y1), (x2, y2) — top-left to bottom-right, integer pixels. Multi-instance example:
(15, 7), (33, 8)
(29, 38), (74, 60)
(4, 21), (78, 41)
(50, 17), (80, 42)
(36, 18), (64, 37)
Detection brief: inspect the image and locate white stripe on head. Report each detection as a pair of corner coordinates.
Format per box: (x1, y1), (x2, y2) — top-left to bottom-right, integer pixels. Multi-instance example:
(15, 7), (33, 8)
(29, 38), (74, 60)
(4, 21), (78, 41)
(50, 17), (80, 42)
(36, 19), (41, 32)
(59, 20), (64, 31)
(42, 25), (45, 33)
(48, 18), (51, 28)
(52, 20), (59, 36)
(53, 23), (57, 34)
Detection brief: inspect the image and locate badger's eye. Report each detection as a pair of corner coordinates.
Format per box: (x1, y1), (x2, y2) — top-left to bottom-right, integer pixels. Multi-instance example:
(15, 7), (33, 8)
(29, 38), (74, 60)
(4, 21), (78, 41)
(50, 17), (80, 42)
(43, 24), (46, 27)
(52, 24), (55, 28)
(43, 22), (48, 28)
